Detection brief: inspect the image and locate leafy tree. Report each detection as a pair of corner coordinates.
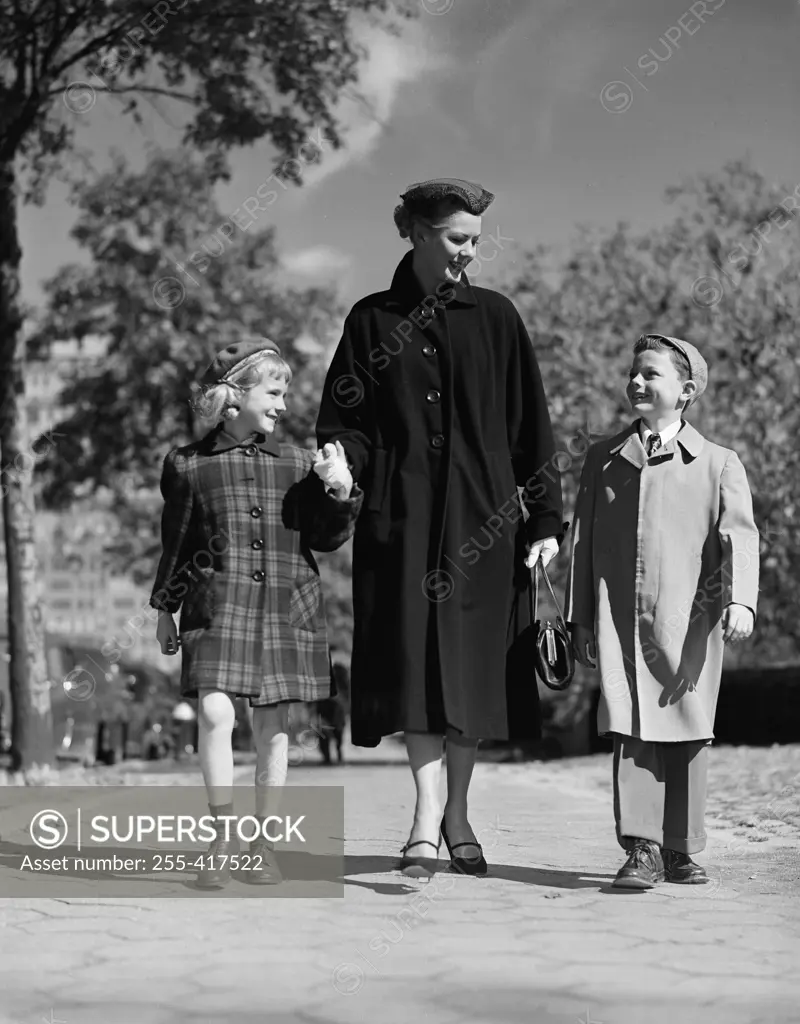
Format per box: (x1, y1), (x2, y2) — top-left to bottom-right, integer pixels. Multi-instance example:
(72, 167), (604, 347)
(510, 159), (800, 673)
(0, 0), (410, 771)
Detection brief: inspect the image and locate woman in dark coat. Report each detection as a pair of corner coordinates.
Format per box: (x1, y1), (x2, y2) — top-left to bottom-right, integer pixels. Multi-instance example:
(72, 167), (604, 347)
(316, 178), (564, 876)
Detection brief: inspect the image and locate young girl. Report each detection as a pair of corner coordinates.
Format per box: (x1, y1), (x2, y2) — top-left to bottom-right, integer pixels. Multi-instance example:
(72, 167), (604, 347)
(150, 338), (361, 888)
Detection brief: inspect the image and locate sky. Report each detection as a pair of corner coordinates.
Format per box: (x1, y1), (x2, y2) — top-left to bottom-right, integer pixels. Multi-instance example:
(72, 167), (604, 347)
(18, 0), (800, 317)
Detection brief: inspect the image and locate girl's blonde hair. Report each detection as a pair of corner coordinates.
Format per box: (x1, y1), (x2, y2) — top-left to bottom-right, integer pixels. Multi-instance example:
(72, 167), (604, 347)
(192, 349), (292, 426)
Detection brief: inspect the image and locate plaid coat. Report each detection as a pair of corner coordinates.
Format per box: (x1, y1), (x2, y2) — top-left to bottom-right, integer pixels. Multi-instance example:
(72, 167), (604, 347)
(149, 425), (363, 705)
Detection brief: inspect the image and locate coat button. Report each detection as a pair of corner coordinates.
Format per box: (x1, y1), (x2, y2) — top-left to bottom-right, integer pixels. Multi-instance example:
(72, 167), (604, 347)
(251, 539), (264, 550)
(426, 390), (441, 403)
(422, 344), (436, 357)
(431, 434), (445, 448)
(252, 570), (265, 582)
(250, 506), (263, 518)
(244, 445), (257, 456)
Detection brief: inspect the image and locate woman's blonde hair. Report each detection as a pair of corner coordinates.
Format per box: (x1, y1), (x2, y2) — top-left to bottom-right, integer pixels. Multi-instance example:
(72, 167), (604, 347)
(192, 349), (292, 426)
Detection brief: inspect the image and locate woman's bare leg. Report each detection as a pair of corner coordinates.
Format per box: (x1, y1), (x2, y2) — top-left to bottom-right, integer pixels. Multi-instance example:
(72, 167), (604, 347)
(403, 732), (444, 853)
(443, 728), (481, 856)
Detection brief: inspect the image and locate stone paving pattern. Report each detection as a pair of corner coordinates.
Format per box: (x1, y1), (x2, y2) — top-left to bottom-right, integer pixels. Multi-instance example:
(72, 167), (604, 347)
(1, 744), (799, 1024)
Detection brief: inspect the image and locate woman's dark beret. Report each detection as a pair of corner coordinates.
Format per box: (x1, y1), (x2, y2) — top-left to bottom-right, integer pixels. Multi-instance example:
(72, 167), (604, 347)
(399, 178), (494, 215)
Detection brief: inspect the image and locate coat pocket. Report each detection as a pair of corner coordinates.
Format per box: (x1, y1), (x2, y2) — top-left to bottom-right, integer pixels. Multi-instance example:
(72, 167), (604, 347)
(179, 567), (215, 633)
(288, 572), (323, 632)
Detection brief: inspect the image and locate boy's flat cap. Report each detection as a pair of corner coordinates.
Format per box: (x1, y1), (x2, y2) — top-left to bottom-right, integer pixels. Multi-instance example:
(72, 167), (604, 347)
(400, 177), (494, 215)
(640, 333), (708, 403)
(201, 338), (281, 387)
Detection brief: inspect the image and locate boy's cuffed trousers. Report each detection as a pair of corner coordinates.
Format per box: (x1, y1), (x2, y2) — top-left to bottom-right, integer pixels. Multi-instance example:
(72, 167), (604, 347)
(612, 734), (710, 854)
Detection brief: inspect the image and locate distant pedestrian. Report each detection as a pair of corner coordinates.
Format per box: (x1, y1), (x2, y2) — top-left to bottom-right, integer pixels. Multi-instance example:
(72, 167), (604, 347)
(314, 662), (350, 765)
(151, 339), (362, 889)
(142, 721), (166, 760)
(566, 333), (759, 889)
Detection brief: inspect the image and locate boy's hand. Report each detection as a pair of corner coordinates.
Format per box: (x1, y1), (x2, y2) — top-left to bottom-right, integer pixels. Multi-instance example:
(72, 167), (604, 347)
(156, 612), (180, 655)
(313, 441), (353, 498)
(569, 624), (597, 668)
(525, 536), (559, 569)
(722, 603), (754, 644)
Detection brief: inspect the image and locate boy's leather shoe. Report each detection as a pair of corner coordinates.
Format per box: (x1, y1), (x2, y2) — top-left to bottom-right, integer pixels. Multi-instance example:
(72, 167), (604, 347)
(247, 839), (283, 885)
(662, 849), (708, 884)
(612, 839), (665, 889)
(196, 831), (241, 889)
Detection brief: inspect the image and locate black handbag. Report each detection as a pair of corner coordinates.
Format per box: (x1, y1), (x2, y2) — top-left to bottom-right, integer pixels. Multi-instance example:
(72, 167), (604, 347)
(529, 559), (575, 691)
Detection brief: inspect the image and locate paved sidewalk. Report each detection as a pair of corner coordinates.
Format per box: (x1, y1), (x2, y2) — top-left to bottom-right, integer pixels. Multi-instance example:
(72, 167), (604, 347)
(1, 752), (799, 1024)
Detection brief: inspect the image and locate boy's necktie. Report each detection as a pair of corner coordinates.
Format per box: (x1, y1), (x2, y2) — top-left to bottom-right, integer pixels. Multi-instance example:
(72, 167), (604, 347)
(646, 432), (662, 457)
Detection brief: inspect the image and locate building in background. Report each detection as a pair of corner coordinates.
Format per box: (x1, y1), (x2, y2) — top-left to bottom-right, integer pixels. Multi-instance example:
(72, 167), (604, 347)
(0, 507), (174, 679)
(25, 334), (107, 438)
(0, 335), (174, 718)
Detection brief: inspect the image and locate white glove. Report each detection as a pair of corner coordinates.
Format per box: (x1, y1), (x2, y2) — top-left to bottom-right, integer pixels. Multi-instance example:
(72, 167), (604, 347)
(313, 441), (353, 497)
(524, 536), (559, 569)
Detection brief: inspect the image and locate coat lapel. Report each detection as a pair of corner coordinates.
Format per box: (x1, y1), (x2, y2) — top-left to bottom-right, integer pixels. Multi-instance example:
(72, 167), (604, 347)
(675, 421), (705, 459)
(610, 423), (648, 470)
(610, 420), (706, 470)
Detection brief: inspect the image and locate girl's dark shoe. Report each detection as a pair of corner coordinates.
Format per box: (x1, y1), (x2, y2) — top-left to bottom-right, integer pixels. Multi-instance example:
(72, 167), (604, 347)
(662, 849), (708, 884)
(399, 838), (441, 879)
(247, 839), (283, 885)
(612, 839), (664, 889)
(440, 817), (488, 876)
(196, 831), (241, 890)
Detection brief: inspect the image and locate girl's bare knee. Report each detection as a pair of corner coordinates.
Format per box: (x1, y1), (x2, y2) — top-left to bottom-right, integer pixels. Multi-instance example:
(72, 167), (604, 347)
(198, 689), (236, 729)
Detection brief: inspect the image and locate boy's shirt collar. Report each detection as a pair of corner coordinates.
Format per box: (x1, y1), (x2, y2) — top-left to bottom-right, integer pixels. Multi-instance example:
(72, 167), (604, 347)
(639, 418), (683, 447)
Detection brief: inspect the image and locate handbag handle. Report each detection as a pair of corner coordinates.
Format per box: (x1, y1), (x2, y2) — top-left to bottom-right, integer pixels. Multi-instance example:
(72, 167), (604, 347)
(530, 557), (567, 630)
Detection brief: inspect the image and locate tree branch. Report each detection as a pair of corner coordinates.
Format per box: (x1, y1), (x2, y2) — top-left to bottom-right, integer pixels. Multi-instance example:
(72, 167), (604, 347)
(46, 82), (197, 105)
(37, 0), (84, 86)
(47, 13), (155, 80)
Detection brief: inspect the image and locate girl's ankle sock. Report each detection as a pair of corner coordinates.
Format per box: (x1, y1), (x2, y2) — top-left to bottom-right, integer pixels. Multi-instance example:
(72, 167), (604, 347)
(209, 802), (235, 820)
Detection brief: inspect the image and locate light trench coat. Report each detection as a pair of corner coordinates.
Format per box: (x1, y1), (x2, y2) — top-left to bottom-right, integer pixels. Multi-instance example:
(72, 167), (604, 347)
(565, 420), (759, 742)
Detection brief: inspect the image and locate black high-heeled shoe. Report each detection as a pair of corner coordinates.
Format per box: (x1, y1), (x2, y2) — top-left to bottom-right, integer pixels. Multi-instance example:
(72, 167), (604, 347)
(440, 817), (488, 876)
(399, 837), (442, 879)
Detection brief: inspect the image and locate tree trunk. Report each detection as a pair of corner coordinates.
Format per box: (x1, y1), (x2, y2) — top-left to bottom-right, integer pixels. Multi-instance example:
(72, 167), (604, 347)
(0, 160), (54, 772)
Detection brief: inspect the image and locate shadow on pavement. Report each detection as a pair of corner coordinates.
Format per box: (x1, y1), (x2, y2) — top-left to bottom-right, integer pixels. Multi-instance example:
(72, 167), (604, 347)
(339, 854), (617, 892)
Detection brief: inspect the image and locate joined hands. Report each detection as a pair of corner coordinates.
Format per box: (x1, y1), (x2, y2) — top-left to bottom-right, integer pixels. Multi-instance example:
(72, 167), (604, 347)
(313, 441), (353, 499)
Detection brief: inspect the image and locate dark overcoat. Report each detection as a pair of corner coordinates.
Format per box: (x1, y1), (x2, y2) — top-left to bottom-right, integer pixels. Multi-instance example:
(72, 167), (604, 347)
(316, 251), (564, 746)
(149, 426), (363, 705)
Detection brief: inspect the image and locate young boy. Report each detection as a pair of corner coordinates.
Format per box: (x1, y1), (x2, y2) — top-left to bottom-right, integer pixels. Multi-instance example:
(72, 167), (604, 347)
(565, 334), (759, 889)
